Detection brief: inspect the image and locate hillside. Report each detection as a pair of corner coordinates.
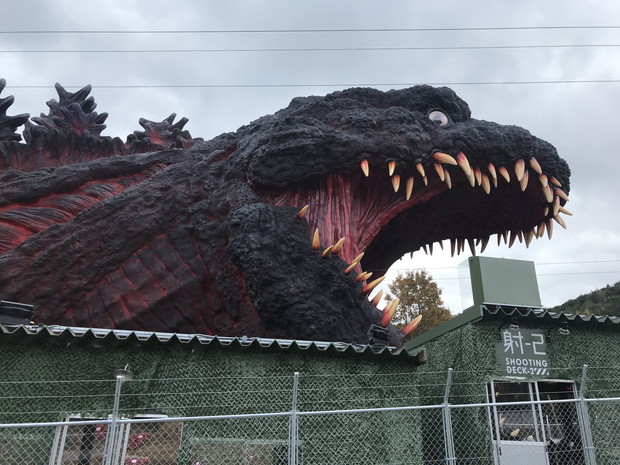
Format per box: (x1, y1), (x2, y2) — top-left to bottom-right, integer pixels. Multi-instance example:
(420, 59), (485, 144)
(550, 281), (620, 317)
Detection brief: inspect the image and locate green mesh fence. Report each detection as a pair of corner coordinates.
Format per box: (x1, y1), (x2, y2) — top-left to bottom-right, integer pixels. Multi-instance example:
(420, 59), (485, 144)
(2, 318), (620, 464)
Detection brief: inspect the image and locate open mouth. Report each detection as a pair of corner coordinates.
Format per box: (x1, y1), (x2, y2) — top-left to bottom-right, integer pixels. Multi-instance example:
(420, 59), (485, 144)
(261, 149), (570, 287)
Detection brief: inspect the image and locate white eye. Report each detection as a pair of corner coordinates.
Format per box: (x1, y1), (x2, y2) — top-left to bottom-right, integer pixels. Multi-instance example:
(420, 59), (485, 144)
(428, 110), (449, 126)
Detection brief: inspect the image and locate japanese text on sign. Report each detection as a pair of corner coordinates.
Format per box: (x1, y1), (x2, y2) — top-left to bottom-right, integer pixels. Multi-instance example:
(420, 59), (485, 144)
(496, 329), (550, 377)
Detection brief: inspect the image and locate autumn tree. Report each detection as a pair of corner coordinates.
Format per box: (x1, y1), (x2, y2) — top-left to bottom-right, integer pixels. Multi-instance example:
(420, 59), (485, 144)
(385, 269), (452, 337)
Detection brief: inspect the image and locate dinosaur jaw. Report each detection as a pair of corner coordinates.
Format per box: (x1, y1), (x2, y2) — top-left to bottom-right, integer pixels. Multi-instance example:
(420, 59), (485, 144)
(263, 151), (570, 282)
(266, 170), (446, 266)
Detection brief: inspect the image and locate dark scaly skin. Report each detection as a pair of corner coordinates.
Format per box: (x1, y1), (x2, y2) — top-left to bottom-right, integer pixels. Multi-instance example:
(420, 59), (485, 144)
(0, 82), (571, 347)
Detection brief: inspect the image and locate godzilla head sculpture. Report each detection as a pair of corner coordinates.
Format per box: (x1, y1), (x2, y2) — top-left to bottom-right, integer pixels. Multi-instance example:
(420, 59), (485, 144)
(0, 79), (571, 347)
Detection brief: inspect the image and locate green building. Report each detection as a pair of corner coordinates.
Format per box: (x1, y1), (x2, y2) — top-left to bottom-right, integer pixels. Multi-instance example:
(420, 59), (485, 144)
(405, 257), (620, 465)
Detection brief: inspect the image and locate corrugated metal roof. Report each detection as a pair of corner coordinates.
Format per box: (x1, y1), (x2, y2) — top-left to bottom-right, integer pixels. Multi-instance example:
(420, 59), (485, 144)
(405, 303), (620, 351)
(0, 323), (421, 361)
(480, 303), (620, 324)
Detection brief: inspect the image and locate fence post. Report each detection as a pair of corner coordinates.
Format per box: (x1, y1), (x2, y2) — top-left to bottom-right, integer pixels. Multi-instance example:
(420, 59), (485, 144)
(443, 368), (456, 465)
(288, 372), (300, 465)
(577, 365), (597, 465)
(103, 366), (133, 465)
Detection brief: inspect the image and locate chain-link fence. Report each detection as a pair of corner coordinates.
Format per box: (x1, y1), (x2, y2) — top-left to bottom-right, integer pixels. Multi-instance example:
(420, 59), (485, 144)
(1, 366), (619, 465)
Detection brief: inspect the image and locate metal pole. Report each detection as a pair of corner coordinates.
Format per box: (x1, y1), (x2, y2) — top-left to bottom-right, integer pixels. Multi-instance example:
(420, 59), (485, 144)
(578, 365), (597, 465)
(288, 372), (300, 465)
(103, 375), (123, 465)
(443, 368), (456, 465)
(103, 366), (133, 465)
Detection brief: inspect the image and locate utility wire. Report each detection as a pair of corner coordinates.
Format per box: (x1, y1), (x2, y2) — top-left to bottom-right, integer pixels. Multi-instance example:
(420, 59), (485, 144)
(398, 259), (620, 271)
(0, 25), (619, 34)
(1, 44), (620, 53)
(374, 270), (620, 279)
(5, 80), (620, 90)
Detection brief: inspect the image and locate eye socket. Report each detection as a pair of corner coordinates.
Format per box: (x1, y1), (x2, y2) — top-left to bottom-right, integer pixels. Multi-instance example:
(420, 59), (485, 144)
(428, 110), (449, 126)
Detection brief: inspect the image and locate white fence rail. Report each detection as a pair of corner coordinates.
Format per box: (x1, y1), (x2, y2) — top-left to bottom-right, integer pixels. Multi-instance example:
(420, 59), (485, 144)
(1, 367), (619, 465)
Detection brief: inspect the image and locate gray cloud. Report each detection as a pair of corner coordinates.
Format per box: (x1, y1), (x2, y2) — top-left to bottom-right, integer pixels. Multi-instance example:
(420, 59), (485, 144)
(1, 0), (618, 313)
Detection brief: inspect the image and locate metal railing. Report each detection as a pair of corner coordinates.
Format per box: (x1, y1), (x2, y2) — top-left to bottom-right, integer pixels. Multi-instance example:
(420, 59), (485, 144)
(1, 366), (619, 464)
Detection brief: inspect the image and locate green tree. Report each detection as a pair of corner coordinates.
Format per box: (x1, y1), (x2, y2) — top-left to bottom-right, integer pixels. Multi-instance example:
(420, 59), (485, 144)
(550, 281), (620, 317)
(385, 269), (452, 337)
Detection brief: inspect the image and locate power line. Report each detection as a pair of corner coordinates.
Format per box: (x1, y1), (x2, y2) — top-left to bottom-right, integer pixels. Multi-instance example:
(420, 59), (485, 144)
(1, 44), (620, 53)
(0, 25), (619, 34)
(397, 259), (620, 271)
(5, 80), (620, 90)
(380, 271), (620, 280)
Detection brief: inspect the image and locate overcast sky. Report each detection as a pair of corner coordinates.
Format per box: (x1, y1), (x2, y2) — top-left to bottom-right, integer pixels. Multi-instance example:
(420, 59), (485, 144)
(1, 0), (619, 314)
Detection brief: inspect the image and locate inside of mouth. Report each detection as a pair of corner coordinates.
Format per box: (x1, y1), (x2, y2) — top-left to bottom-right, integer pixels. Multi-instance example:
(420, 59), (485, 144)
(260, 156), (567, 281)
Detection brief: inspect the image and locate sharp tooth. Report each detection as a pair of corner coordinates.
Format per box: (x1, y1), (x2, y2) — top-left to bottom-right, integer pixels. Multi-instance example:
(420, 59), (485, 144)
(321, 245), (334, 258)
(554, 187), (569, 202)
(525, 229), (535, 247)
(343, 252), (365, 275)
(502, 231), (508, 244)
(332, 237), (345, 253)
(450, 239), (456, 257)
(423, 176), (428, 186)
(517, 230), (523, 243)
(391, 174), (401, 192)
(428, 242), (433, 255)
(543, 185), (553, 203)
(553, 196), (560, 216)
(550, 176), (562, 187)
(422, 244), (429, 255)
(343, 262), (357, 275)
(488, 162), (498, 187)
(432, 152), (458, 165)
(480, 236), (490, 253)
(360, 159), (370, 177)
(388, 161), (396, 176)
(370, 289), (383, 306)
(497, 233), (502, 247)
(468, 238), (476, 256)
(355, 271), (372, 282)
(536, 222), (546, 238)
(514, 159), (525, 182)
(543, 206), (550, 217)
(438, 240), (444, 250)
(481, 174), (491, 194)
(498, 166), (510, 183)
(467, 172), (476, 187)
(380, 298), (399, 326)
(509, 231), (517, 248)
(296, 205), (309, 219)
(362, 276), (385, 295)
(475, 168), (482, 186)
(444, 170), (452, 189)
(529, 157), (543, 174)
(520, 170), (529, 192)
(554, 215), (567, 229)
(538, 173), (549, 188)
(434, 163), (445, 181)
(547, 219), (554, 239)
(559, 205), (573, 216)
(406, 176), (414, 200)
(416, 162), (426, 178)
(401, 315), (423, 336)
(312, 228), (320, 250)
(457, 152), (472, 177)
(458, 238), (465, 254)
(409, 252), (413, 259)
